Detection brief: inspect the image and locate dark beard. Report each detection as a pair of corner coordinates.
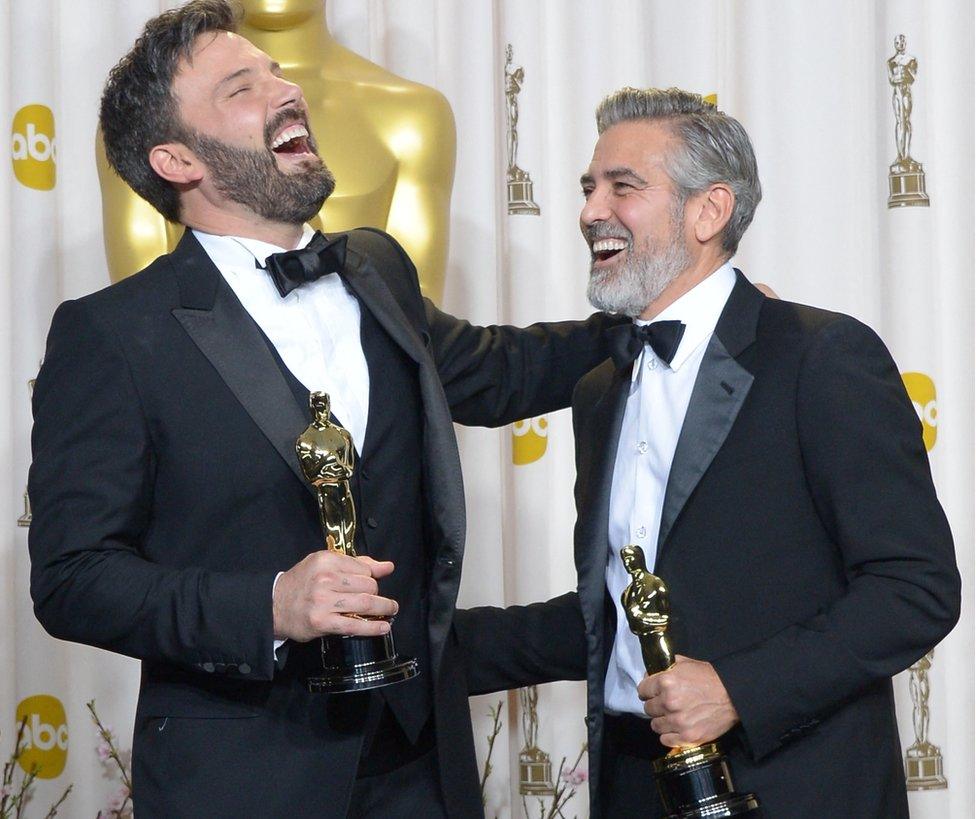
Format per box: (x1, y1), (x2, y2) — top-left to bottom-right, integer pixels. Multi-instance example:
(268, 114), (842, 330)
(186, 115), (335, 225)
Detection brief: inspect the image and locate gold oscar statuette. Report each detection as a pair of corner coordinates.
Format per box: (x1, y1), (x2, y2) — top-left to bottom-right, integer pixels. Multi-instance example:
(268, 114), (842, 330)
(620, 545), (760, 818)
(886, 34), (929, 208)
(295, 391), (417, 692)
(904, 649), (947, 789)
(518, 685), (555, 795)
(18, 373), (37, 527)
(504, 44), (540, 215)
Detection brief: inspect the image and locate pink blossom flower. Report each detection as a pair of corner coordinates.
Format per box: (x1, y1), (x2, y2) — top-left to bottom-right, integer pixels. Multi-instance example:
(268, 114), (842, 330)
(561, 768), (588, 786)
(96, 739), (113, 761)
(105, 784), (130, 812)
(0, 785), (10, 798)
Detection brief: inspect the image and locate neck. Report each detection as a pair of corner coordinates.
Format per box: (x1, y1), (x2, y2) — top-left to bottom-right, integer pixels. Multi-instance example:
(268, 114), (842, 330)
(183, 201), (303, 249)
(639, 249), (729, 320)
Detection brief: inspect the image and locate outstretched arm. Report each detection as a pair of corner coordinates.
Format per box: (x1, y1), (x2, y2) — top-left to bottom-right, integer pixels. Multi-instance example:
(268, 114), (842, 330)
(455, 592), (588, 695)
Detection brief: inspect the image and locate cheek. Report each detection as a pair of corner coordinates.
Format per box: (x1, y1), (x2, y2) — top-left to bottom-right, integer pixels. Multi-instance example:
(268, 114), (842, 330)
(211, 105), (270, 149)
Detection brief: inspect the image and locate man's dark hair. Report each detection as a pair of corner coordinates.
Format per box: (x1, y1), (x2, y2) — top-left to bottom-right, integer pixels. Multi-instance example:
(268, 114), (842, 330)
(99, 0), (242, 223)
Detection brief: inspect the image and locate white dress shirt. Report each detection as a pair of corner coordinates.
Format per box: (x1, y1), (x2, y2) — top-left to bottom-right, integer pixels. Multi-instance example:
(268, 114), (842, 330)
(192, 226), (370, 453)
(603, 261), (737, 716)
(193, 226), (370, 662)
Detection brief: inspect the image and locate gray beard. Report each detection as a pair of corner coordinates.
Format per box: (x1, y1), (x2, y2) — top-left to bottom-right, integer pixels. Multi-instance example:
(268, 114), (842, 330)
(587, 218), (691, 318)
(186, 128), (335, 226)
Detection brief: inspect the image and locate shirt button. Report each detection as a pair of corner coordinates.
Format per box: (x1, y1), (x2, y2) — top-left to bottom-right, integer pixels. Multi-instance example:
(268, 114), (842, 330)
(637, 441), (648, 454)
(636, 526), (647, 539)
(647, 357), (658, 370)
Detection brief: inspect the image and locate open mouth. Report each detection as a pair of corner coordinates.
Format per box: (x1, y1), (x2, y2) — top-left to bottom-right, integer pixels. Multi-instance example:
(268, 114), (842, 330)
(591, 238), (628, 264)
(270, 123), (313, 156)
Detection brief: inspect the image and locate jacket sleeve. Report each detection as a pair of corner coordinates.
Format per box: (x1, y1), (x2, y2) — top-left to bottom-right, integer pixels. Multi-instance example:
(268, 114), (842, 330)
(426, 299), (624, 427)
(353, 225), (626, 426)
(454, 592), (588, 695)
(28, 300), (277, 681)
(711, 317), (960, 761)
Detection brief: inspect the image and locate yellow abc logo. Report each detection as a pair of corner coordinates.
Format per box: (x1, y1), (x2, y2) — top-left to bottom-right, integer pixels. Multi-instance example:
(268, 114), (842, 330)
(703, 93), (718, 106)
(15, 695), (68, 779)
(901, 372), (937, 452)
(11, 104), (57, 190)
(512, 415), (548, 465)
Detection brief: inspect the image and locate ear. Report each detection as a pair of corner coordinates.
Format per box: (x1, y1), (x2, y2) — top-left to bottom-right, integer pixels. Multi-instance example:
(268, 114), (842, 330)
(691, 183), (734, 245)
(148, 142), (204, 185)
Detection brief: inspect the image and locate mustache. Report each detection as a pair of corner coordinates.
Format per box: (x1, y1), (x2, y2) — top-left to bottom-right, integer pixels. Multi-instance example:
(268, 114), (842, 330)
(584, 221), (632, 245)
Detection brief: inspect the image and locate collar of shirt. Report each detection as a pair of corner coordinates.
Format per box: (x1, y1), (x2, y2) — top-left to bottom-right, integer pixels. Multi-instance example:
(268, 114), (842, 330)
(192, 224), (317, 282)
(190, 224), (371, 455)
(631, 260), (737, 380)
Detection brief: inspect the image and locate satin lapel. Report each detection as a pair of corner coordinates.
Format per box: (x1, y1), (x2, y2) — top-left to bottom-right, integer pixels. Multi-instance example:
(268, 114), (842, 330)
(656, 271), (763, 554)
(168, 233), (311, 493)
(576, 362), (630, 625)
(340, 246), (428, 365)
(339, 241), (465, 677)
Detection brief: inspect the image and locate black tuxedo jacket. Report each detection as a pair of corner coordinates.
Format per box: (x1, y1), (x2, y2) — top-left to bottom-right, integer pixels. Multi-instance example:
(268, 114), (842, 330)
(28, 228), (619, 818)
(460, 273), (959, 818)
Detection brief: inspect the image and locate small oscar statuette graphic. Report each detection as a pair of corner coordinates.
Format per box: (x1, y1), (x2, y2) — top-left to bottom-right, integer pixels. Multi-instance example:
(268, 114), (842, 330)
(518, 685), (555, 795)
(887, 34), (930, 208)
(296, 391), (417, 692)
(904, 649), (947, 789)
(18, 374), (37, 527)
(620, 545), (760, 818)
(504, 44), (540, 215)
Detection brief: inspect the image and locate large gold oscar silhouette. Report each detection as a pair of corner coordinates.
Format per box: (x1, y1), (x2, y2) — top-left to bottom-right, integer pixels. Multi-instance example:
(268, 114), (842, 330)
(96, 0), (456, 301)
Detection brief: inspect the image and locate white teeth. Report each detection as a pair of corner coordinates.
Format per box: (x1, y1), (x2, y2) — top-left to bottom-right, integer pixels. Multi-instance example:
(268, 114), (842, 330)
(270, 124), (309, 149)
(592, 238), (628, 253)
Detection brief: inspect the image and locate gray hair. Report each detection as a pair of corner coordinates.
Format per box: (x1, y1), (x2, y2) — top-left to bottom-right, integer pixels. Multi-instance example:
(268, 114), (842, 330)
(595, 87), (761, 255)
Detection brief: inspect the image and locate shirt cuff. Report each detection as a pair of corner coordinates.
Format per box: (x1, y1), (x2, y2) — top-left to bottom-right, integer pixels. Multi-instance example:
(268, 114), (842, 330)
(272, 571), (288, 667)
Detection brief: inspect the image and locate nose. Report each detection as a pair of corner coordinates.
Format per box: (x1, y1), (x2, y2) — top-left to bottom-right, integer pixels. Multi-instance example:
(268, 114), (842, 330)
(580, 185), (611, 230)
(271, 74), (303, 110)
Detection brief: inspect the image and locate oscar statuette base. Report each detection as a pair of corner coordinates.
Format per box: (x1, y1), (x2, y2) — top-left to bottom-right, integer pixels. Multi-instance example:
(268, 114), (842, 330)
(887, 160), (929, 208)
(905, 743), (947, 790)
(305, 625), (418, 693)
(653, 743), (761, 819)
(507, 166), (540, 215)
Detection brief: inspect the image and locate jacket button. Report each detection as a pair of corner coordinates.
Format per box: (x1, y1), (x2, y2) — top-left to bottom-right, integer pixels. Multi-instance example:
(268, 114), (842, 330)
(202, 662), (215, 673)
(239, 663), (251, 675)
(367, 517), (378, 529)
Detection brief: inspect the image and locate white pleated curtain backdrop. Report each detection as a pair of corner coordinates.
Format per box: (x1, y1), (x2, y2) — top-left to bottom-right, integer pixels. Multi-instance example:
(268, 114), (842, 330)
(1, 1), (971, 816)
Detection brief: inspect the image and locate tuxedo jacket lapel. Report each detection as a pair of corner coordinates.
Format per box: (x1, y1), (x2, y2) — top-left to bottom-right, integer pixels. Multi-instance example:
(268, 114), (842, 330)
(168, 232), (312, 493)
(576, 362), (630, 625)
(340, 245), (428, 366)
(657, 272), (763, 557)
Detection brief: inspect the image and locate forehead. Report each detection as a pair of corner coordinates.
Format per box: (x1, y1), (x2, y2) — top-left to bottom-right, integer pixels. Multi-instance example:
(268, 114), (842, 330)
(173, 31), (268, 92)
(588, 120), (676, 175)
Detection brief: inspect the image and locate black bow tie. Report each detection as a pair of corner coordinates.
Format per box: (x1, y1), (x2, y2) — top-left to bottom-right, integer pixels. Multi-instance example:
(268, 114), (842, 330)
(261, 231), (348, 297)
(607, 320), (686, 370)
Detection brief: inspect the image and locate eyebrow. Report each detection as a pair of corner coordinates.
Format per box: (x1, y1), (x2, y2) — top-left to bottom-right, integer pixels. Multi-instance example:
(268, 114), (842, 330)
(579, 167), (647, 187)
(605, 167), (648, 184)
(215, 60), (282, 94)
